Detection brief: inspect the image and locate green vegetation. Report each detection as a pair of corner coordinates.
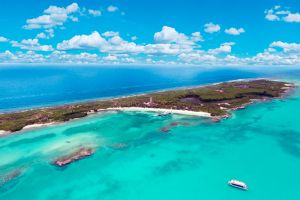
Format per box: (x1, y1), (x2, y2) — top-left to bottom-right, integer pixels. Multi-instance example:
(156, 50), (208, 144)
(0, 79), (292, 132)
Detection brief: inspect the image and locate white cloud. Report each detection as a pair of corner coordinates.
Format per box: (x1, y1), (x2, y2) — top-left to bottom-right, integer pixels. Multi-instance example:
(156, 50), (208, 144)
(208, 42), (235, 54)
(131, 36), (138, 41)
(283, 13), (300, 23)
(57, 31), (107, 50)
(0, 50), (45, 63)
(102, 31), (119, 37)
(103, 54), (118, 61)
(107, 5), (119, 12)
(3, 39), (300, 66)
(49, 51), (99, 63)
(265, 6), (300, 23)
(24, 3), (80, 29)
(104, 35), (144, 53)
(0, 50), (16, 61)
(6, 24), (296, 66)
(57, 31), (144, 54)
(36, 29), (54, 39)
(57, 27), (197, 55)
(11, 39), (54, 52)
(191, 32), (204, 42)
(224, 27), (245, 35)
(270, 41), (300, 52)
(36, 33), (47, 39)
(204, 23), (221, 33)
(154, 26), (193, 45)
(0, 36), (8, 42)
(265, 9), (280, 21)
(88, 9), (102, 17)
(144, 43), (193, 55)
(179, 52), (217, 64)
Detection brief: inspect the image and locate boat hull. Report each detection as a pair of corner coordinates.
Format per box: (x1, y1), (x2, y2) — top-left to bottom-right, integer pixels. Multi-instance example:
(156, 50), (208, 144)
(228, 180), (248, 190)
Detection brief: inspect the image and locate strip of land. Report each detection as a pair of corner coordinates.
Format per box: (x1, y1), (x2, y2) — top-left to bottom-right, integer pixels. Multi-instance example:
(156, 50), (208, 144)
(0, 79), (295, 134)
(53, 148), (95, 167)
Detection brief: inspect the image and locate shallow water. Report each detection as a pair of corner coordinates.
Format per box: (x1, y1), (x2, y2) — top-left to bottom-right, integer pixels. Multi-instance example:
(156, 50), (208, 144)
(1, 79), (300, 200)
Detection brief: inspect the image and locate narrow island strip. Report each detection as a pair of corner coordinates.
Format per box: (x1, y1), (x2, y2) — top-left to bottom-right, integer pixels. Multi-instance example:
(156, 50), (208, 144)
(52, 148), (95, 167)
(0, 79), (295, 135)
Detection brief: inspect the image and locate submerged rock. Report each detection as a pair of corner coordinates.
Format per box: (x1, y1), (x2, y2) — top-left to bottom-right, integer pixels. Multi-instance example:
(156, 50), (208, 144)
(111, 143), (128, 150)
(160, 127), (170, 133)
(0, 168), (23, 188)
(53, 148), (95, 167)
(169, 121), (191, 127)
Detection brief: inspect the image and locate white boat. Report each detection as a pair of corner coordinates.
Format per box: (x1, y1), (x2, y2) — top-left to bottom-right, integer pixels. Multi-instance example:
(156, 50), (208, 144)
(228, 179), (248, 190)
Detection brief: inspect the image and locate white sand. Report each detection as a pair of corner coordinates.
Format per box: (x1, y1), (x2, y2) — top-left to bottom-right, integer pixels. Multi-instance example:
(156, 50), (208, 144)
(22, 122), (56, 130)
(105, 107), (211, 117)
(0, 130), (10, 135)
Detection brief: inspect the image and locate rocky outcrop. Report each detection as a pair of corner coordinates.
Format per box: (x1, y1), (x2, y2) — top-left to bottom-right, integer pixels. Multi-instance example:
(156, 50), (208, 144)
(53, 148), (95, 167)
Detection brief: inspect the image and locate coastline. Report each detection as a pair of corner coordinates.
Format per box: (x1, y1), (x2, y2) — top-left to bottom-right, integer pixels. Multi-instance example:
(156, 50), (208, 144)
(0, 79), (294, 135)
(21, 122), (58, 131)
(0, 130), (10, 136)
(0, 77), (270, 115)
(0, 108), (211, 135)
(0, 122), (59, 137)
(103, 107), (212, 117)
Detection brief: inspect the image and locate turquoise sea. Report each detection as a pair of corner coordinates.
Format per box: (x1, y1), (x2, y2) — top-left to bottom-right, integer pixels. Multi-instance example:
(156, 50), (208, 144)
(1, 74), (300, 199)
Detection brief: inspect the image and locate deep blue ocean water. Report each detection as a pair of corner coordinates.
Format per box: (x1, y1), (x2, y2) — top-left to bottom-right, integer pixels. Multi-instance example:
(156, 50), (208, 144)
(1, 65), (300, 112)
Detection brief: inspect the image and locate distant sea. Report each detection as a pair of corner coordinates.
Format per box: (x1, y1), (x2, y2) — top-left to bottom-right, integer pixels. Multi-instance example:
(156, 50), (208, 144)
(1, 65), (300, 113)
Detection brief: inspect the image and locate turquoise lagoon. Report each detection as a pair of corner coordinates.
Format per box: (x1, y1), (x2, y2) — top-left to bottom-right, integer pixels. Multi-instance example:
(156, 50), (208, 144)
(1, 80), (300, 200)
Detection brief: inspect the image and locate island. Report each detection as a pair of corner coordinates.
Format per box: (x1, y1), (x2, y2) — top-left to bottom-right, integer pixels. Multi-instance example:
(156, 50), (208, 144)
(52, 148), (95, 167)
(0, 79), (295, 134)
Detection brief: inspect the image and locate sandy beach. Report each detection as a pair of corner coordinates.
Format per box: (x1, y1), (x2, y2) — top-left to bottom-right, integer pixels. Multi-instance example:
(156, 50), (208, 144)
(22, 123), (57, 131)
(0, 130), (11, 136)
(104, 107), (212, 117)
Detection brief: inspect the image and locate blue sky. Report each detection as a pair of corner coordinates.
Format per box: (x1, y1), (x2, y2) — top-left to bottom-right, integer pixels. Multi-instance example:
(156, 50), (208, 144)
(0, 0), (300, 66)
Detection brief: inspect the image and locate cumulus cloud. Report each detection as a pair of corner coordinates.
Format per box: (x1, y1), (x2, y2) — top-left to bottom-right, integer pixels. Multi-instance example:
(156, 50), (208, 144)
(107, 5), (119, 12)
(0, 50), (16, 61)
(179, 52), (217, 64)
(0, 36), (8, 42)
(265, 8), (280, 21)
(57, 31), (107, 50)
(265, 6), (300, 23)
(144, 43), (193, 55)
(208, 42), (235, 54)
(5, 21), (300, 66)
(49, 51), (99, 63)
(204, 23), (221, 33)
(224, 27), (245, 35)
(3, 39), (300, 65)
(36, 29), (54, 39)
(102, 31), (119, 37)
(57, 31), (144, 54)
(154, 26), (194, 45)
(283, 13), (300, 23)
(56, 27), (198, 55)
(88, 9), (102, 17)
(270, 41), (300, 52)
(23, 3), (80, 29)
(103, 54), (118, 61)
(191, 32), (204, 42)
(11, 38), (54, 52)
(131, 36), (138, 41)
